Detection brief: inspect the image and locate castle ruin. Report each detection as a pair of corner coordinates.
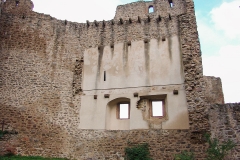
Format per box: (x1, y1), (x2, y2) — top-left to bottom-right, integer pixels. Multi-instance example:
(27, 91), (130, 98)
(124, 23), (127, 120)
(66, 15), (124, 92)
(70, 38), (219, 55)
(0, 0), (239, 159)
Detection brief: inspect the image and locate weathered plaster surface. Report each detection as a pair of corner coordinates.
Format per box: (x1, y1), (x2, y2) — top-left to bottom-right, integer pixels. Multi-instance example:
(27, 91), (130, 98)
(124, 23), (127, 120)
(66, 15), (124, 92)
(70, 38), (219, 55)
(0, 0), (239, 159)
(80, 84), (189, 130)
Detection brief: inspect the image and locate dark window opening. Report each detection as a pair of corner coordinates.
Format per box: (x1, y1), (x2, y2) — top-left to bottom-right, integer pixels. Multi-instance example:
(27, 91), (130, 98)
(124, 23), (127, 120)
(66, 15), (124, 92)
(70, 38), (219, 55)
(168, 0), (173, 8)
(104, 71), (106, 81)
(118, 103), (130, 119)
(151, 100), (164, 117)
(16, 0), (19, 6)
(148, 6), (154, 13)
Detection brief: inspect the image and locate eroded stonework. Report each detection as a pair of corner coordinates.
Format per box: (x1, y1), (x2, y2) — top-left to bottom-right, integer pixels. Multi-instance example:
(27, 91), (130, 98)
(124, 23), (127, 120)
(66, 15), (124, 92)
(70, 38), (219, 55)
(204, 76), (224, 104)
(0, 0), (239, 159)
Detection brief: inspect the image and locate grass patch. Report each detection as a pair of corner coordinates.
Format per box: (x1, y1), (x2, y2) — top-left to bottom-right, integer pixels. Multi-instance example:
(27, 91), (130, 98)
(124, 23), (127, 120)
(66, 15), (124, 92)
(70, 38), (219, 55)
(0, 155), (68, 160)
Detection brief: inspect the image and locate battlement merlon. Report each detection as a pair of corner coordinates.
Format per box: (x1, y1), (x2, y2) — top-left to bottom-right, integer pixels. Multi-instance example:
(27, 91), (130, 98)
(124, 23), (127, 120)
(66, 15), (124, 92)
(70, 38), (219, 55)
(0, 0), (34, 15)
(114, 0), (186, 21)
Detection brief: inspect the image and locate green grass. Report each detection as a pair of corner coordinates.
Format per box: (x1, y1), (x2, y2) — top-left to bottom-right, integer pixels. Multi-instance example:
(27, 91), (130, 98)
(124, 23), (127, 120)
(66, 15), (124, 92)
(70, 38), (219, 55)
(0, 155), (68, 160)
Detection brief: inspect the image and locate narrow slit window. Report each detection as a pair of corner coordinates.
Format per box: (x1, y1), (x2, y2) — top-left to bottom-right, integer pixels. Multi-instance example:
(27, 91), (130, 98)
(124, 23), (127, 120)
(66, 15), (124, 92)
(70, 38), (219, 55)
(148, 6), (154, 13)
(104, 71), (106, 81)
(168, 0), (173, 8)
(151, 101), (164, 117)
(119, 103), (130, 119)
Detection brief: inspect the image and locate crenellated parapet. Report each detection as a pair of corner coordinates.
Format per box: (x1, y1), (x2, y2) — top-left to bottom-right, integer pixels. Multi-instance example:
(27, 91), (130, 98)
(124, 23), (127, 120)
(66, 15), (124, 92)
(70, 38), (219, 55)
(80, 15), (179, 50)
(0, 0), (183, 54)
(0, 7), (180, 56)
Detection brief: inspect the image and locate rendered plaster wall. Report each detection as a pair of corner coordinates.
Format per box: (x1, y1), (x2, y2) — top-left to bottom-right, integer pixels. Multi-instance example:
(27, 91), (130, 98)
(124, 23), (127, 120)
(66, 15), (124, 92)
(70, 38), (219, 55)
(81, 35), (189, 130)
(83, 37), (184, 90)
(80, 85), (189, 130)
(80, 0), (193, 131)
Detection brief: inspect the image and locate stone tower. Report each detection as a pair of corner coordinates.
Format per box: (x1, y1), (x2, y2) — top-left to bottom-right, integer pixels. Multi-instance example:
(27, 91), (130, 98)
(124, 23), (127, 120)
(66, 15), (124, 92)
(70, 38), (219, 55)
(0, 0), (33, 15)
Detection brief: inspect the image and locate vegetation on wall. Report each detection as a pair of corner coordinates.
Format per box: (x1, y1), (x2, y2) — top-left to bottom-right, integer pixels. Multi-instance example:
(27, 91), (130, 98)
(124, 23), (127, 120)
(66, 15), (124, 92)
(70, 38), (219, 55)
(205, 134), (236, 160)
(125, 143), (152, 160)
(175, 151), (194, 160)
(0, 130), (18, 139)
(0, 130), (7, 139)
(0, 155), (68, 160)
(174, 134), (236, 160)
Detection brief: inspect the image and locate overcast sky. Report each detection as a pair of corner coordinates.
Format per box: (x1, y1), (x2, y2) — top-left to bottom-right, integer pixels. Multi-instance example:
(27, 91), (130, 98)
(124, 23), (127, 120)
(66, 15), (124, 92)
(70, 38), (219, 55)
(31, 0), (240, 103)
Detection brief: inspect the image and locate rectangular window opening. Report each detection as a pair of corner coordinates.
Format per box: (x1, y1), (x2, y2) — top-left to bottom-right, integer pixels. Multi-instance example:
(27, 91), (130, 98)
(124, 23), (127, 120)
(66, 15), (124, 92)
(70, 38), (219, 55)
(151, 101), (164, 117)
(119, 103), (129, 119)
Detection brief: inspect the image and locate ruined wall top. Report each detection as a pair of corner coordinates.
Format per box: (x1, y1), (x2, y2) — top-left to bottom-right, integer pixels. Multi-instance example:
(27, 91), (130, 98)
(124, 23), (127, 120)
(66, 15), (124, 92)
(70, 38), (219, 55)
(204, 76), (225, 104)
(115, 0), (186, 21)
(0, 0), (34, 15)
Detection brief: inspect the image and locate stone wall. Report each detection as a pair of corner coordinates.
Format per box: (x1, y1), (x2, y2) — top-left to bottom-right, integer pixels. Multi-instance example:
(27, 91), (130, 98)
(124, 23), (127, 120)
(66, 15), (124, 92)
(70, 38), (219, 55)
(0, 0), (33, 15)
(70, 130), (208, 160)
(0, 0), (80, 157)
(209, 103), (240, 159)
(114, 0), (185, 21)
(178, 0), (208, 131)
(204, 76), (224, 104)
(0, 0), (239, 159)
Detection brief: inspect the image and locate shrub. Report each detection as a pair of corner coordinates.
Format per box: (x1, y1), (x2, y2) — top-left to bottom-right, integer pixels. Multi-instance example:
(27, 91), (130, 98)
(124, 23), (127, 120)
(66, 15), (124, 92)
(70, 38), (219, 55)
(0, 130), (9, 139)
(205, 134), (236, 160)
(174, 134), (236, 160)
(175, 151), (194, 160)
(125, 143), (152, 160)
(0, 155), (68, 160)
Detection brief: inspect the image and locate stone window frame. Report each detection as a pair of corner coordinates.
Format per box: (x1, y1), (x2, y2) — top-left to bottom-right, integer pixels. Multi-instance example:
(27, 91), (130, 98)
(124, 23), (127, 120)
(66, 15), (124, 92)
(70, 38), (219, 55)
(139, 94), (168, 121)
(117, 102), (130, 119)
(149, 99), (165, 118)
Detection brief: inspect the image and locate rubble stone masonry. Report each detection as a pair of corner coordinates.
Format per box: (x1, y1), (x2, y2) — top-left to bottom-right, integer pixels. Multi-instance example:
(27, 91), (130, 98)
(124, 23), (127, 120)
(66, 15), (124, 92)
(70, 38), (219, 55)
(0, 0), (239, 159)
(204, 76), (225, 104)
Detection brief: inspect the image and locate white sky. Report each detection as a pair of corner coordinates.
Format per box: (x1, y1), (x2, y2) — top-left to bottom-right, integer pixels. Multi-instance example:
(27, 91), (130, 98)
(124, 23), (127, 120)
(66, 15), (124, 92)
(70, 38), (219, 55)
(31, 0), (240, 103)
(198, 0), (240, 103)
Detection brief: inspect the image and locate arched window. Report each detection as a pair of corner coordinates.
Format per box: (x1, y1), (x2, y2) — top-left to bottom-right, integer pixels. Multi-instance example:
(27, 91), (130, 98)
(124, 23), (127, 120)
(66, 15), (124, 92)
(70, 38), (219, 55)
(148, 6), (154, 13)
(106, 98), (131, 130)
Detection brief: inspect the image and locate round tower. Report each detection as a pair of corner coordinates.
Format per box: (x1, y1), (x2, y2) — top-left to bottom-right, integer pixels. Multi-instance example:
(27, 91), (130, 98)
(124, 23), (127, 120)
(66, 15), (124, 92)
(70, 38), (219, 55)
(1, 0), (34, 15)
